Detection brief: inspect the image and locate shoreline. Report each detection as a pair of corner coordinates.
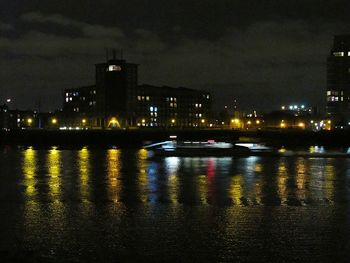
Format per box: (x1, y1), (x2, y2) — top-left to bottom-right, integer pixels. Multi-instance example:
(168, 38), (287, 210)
(1, 129), (349, 147)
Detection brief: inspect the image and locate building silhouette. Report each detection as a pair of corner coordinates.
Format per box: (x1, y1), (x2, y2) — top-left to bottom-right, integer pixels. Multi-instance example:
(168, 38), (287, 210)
(63, 53), (212, 129)
(326, 35), (350, 126)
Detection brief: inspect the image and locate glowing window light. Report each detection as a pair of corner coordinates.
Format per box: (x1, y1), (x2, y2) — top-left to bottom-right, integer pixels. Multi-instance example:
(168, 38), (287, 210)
(108, 65), (122, 71)
(27, 118), (33, 125)
(333, 52), (344, 57)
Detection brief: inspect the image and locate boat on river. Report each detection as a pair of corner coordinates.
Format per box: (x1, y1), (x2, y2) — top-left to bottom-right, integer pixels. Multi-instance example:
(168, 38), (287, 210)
(144, 139), (273, 157)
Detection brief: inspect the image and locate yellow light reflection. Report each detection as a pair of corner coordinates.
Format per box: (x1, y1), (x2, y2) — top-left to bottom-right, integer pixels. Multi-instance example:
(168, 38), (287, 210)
(166, 157), (180, 204)
(107, 149), (121, 202)
(295, 158), (306, 201)
(254, 163), (263, 173)
(48, 147), (61, 200)
(324, 162), (335, 202)
(138, 149), (148, 203)
(23, 147), (37, 198)
(78, 147), (90, 201)
(277, 159), (288, 204)
(230, 175), (243, 205)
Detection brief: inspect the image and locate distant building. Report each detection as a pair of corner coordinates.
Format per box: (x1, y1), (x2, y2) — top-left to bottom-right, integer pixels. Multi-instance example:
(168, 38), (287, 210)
(95, 57), (138, 128)
(63, 55), (212, 129)
(0, 104), (9, 130)
(326, 35), (350, 127)
(136, 84), (211, 128)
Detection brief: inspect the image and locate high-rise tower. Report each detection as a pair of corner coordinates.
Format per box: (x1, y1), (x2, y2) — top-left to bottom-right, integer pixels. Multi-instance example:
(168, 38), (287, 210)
(326, 35), (350, 126)
(95, 50), (138, 127)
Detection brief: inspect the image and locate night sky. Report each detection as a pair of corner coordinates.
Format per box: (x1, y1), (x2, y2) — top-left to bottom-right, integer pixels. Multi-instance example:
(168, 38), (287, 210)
(1, 0), (350, 112)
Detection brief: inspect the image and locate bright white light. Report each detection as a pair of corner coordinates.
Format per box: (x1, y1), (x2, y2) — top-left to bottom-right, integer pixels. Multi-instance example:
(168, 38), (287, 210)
(6, 99), (11, 103)
(108, 65), (122, 71)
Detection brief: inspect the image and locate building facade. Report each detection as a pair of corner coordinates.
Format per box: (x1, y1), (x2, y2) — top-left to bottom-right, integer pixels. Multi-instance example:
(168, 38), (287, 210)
(63, 57), (212, 129)
(95, 58), (138, 127)
(326, 35), (350, 126)
(135, 84), (211, 128)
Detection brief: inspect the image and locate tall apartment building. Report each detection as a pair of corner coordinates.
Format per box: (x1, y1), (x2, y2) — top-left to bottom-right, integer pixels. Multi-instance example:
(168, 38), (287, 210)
(63, 54), (212, 129)
(326, 35), (350, 126)
(95, 56), (138, 127)
(136, 84), (211, 128)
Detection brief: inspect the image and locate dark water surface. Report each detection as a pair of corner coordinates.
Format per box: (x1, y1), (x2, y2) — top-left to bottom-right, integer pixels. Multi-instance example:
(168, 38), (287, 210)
(1, 147), (350, 262)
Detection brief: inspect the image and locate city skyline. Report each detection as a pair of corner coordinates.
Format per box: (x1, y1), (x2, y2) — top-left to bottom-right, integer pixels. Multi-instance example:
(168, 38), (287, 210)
(1, 1), (350, 112)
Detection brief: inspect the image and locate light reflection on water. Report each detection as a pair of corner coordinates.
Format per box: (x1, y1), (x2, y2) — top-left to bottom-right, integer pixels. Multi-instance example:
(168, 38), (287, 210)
(106, 148), (121, 202)
(78, 147), (90, 201)
(2, 147), (350, 261)
(48, 147), (61, 200)
(17, 147), (346, 207)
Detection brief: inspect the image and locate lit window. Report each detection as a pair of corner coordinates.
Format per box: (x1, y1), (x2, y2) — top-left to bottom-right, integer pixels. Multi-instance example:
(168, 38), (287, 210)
(327, 91), (331, 96)
(150, 106), (153, 111)
(137, 96), (141, 101)
(146, 96), (150, 101)
(66, 98), (69, 102)
(69, 97), (72, 101)
(155, 107), (158, 112)
(348, 52), (350, 56)
(341, 97), (344, 101)
(108, 65), (122, 71)
(333, 52), (344, 56)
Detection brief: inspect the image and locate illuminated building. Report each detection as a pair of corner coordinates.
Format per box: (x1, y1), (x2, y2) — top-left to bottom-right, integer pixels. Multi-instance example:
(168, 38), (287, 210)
(135, 84), (211, 128)
(326, 35), (350, 127)
(95, 54), (138, 128)
(63, 53), (212, 129)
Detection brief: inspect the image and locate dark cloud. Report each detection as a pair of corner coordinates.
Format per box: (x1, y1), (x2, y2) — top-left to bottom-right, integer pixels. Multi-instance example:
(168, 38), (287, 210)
(0, 1), (350, 112)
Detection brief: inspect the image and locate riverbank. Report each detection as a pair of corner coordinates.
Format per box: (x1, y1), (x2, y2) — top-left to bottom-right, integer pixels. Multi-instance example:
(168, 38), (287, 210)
(0, 129), (349, 148)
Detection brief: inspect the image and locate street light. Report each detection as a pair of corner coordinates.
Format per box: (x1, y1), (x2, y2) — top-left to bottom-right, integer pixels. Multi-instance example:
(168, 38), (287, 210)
(51, 118), (57, 124)
(27, 118), (32, 125)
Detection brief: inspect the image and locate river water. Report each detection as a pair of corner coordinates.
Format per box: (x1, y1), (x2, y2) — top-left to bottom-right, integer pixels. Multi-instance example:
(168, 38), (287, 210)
(0, 146), (350, 262)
